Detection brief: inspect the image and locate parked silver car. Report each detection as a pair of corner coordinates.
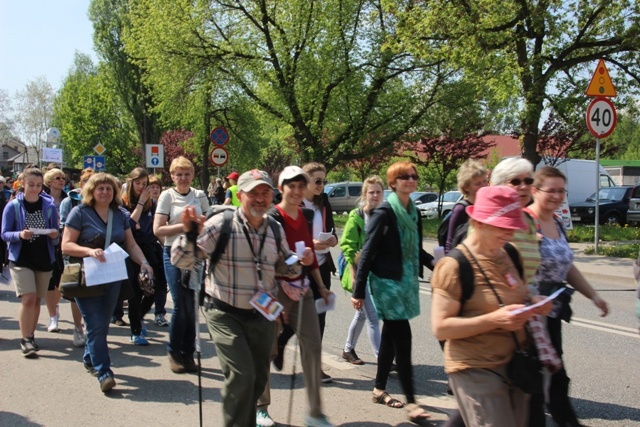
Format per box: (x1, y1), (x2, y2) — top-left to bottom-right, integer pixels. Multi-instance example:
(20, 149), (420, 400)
(324, 182), (363, 213)
(417, 191), (463, 219)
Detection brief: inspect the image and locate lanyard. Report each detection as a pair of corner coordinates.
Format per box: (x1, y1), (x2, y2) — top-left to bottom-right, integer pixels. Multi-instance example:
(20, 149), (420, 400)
(241, 220), (268, 290)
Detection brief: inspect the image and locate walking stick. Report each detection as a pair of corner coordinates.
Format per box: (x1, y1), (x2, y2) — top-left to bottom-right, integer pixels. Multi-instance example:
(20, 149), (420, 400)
(194, 286), (203, 427)
(286, 294), (305, 425)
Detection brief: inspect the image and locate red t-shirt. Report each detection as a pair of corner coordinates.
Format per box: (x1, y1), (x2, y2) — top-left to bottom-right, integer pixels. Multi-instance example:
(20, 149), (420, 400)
(275, 205), (318, 269)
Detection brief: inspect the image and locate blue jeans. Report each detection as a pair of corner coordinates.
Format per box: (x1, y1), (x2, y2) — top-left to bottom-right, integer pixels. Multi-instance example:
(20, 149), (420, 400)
(163, 246), (196, 357)
(344, 283), (380, 358)
(75, 281), (122, 382)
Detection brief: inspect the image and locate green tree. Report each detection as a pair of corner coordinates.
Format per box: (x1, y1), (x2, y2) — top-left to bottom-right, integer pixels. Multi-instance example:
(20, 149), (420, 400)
(89, 0), (162, 157)
(125, 0), (449, 171)
(53, 53), (139, 174)
(392, 0), (640, 166)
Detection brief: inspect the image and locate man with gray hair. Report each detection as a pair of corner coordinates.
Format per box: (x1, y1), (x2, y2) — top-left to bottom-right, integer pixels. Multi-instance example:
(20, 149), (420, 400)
(172, 169), (314, 427)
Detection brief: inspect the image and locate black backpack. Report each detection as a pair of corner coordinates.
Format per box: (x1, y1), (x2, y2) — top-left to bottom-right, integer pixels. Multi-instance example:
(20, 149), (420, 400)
(447, 242), (523, 308)
(437, 199), (470, 248)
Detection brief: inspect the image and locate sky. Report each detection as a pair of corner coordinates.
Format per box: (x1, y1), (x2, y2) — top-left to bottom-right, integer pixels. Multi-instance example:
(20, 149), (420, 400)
(0, 0), (97, 96)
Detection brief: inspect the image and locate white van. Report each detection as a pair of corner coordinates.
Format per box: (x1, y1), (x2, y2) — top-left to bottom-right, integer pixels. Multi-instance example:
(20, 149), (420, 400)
(536, 159), (616, 206)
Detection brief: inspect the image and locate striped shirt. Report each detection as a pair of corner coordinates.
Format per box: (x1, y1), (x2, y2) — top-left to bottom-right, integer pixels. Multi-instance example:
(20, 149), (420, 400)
(171, 209), (297, 310)
(510, 215), (541, 286)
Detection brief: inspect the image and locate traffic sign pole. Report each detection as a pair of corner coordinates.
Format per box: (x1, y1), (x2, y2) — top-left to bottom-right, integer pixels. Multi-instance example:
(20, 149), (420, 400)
(594, 138), (601, 254)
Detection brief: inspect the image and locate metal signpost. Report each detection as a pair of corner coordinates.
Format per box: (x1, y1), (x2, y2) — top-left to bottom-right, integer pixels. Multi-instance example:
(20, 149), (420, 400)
(145, 144), (164, 174)
(209, 127), (229, 177)
(585, 60), (617, 254)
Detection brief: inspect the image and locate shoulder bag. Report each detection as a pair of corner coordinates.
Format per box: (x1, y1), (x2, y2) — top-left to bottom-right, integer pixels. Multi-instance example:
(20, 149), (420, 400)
(60, 209), (113, 300)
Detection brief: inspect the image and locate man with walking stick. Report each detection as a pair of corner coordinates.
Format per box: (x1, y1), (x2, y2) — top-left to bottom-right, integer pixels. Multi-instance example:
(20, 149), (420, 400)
(172, 169), (314, 427)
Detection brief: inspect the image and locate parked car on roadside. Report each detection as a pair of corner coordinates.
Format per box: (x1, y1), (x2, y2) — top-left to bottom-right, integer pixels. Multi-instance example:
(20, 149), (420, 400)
(324, 181), (362, 213)
(625, 185), (640, 226)
(417, 191), (463, 219)
(570, 186), (633, 226)
(412, 191), (439, 205)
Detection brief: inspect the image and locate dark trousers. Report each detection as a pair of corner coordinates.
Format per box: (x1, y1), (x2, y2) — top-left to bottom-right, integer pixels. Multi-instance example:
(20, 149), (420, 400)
(376, 319), (415, 404)
(528, 316), (580, 427)
(310, 262), (332, 340)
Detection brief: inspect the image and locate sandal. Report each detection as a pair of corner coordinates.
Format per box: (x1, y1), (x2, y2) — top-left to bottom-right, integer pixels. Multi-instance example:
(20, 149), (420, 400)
(405, 403), (431, 424)
(372, 391), (405, 408)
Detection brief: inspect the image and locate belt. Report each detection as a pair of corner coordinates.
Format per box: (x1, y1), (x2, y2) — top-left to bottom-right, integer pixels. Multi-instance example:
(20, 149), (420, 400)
(204, 296), (262, 319)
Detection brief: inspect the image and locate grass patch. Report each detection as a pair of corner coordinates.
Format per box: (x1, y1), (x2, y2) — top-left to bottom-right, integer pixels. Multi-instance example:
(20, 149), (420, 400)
(584, 243), (640, 259)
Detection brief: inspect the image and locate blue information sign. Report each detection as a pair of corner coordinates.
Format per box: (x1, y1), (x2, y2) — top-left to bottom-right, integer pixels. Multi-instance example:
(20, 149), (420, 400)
(83, 155), (106, 171)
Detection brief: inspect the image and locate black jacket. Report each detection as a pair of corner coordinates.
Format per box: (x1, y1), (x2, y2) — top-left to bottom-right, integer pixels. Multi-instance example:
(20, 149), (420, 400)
(352, 201), (434, 300)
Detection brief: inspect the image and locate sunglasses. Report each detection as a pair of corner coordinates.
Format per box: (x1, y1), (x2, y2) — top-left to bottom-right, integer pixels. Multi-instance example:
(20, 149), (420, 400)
(509, 177), (534, 186)
(397, 174), (419, 181)
(54, 176), (65, 181)
(314, 179), (328, 186)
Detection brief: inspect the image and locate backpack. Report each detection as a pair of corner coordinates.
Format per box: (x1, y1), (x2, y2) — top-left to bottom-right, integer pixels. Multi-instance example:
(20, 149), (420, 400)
(447, 242), (523, 309)
(198, 205), (284, 305)
(437, 199), (470, 248)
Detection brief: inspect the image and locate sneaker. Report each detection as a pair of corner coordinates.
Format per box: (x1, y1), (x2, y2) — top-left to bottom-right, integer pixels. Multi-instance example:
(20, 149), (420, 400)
(28, 334), (40, 352)
(321, 371), (332, 383)
(183, 355), (198, 373)
(272, 345), (284, 371)
(130, 334), (150, 346)
(114, 318), (127, 327)
(256, 409), (275, 427)
(168, 352), (186, 374)
(100, 374), (116, 392)
(73, 327), (86, 347)
(47, 316), (60, 332)
(84, 362), (98, 377)
(342, 349), (364, 365)
(304, 414), (334, 427)
(20, 338), (38, 358)
(154, 313), (169, 327)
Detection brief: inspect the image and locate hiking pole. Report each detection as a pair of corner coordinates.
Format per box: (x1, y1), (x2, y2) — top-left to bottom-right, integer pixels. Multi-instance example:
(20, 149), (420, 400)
(286, 294), (305, 425)
(190, 260), (204, 427)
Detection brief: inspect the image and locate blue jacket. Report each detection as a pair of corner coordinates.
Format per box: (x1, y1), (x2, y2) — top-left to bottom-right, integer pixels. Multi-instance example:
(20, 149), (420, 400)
(1, 192), (58, 264)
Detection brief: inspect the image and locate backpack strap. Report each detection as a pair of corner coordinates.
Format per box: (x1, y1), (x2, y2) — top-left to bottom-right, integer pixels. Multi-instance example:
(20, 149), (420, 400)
(446, 248), (474, 309)
(208, 208), (234, 271)
(266, 216), (282, 255)
(503, 242), (524, 281)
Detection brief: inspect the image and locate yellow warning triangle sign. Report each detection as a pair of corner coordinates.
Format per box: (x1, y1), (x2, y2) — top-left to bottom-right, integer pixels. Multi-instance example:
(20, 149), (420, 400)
(586, 59), (617, 97)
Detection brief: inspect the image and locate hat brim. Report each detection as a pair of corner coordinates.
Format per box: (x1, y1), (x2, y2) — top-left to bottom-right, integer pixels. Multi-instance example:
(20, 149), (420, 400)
(239, 181), (274, 193)
(466, 205), (527, 230)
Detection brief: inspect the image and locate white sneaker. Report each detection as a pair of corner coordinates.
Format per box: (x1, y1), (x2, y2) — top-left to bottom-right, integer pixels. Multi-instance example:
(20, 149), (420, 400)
(47, 316), (60, 332)
(73, 326), (86, 347)
(304, 414), (334, 427)
(256, 409), (275, 427)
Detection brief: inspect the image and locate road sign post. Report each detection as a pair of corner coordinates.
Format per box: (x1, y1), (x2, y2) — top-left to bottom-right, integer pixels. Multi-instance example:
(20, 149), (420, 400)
(586, 59), (617, 254)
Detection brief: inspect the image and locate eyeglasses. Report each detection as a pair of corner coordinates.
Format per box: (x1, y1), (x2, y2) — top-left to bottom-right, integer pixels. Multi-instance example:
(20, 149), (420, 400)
(508, 177), (534, 186)
(54, 176), (65, 181)
(314, 179), (328, 186)
(536, 188), (567, 195)
(397, 174), (419, 181)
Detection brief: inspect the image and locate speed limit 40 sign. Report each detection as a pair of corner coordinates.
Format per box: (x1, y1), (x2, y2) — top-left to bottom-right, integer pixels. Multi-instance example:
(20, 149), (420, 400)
(586, 97), (617, 138)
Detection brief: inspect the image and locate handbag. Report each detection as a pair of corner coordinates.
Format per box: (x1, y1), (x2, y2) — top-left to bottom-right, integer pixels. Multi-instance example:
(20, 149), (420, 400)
(60, 209), (114, 300)
(462, 243), (543, 394)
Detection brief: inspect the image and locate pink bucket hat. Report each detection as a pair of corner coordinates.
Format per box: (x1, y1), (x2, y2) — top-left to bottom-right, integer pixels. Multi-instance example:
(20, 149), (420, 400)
(466, 186), (527, 230)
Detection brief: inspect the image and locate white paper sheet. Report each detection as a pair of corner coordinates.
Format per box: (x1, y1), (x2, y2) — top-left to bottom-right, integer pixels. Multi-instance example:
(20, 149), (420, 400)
(29, 228), (58, 235)
(510, 287), (566, 315)
(83, 243), (129, 286)
(315, 229), (334, 254)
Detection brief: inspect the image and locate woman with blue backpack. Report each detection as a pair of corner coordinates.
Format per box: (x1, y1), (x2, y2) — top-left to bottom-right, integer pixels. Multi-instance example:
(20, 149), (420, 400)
(339, 175), (383, 365)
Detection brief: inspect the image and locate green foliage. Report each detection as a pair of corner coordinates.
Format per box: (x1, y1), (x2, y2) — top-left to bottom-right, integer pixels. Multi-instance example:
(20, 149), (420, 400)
(52, 53), (140, 174)
(584, 243), (639, 259)
(390, 0), (640, 165)
(125, 0), (451, 171)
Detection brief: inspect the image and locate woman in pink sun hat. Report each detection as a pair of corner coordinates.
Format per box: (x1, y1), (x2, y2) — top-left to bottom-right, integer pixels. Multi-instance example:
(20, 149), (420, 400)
(431, 185), (553, 427)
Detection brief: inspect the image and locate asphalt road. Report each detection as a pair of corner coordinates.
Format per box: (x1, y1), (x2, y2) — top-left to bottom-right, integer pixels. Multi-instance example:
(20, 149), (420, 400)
(1, 244), (639, 426)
